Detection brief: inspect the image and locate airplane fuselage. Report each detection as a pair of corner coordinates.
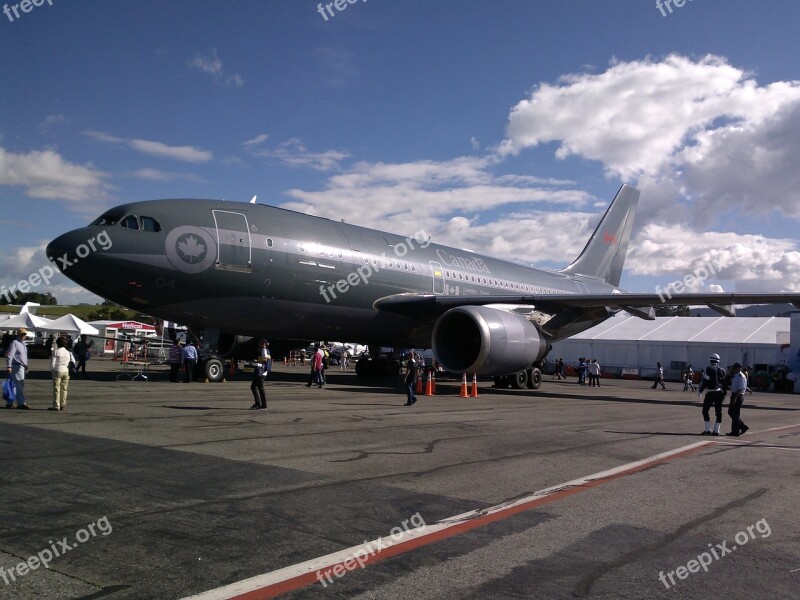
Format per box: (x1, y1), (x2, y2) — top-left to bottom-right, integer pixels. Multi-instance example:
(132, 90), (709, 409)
(47, 199), (617, 347)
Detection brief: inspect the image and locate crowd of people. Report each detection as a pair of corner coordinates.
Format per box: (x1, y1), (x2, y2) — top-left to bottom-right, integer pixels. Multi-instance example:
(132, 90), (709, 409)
(0, 331), (785, 433)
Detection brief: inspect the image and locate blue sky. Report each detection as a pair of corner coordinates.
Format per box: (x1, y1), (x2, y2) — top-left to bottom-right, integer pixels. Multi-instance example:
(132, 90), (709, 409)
(2, 0), (799, 303)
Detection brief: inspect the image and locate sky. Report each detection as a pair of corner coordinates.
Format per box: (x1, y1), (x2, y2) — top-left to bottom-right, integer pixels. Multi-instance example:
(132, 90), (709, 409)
(1, 0), (799, 305)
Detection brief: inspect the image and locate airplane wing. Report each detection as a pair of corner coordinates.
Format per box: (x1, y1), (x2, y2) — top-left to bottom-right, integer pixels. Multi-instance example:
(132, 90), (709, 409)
(374, 292), (800, 320)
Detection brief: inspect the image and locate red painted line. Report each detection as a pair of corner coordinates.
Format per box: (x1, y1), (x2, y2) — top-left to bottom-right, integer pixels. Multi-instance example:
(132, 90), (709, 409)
(184, 440), (719, 600)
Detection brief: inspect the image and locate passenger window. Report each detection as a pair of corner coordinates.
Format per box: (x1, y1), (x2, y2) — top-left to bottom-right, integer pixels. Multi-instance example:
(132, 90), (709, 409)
(141, 216), (161, 232)
(121, 215), (139, 230)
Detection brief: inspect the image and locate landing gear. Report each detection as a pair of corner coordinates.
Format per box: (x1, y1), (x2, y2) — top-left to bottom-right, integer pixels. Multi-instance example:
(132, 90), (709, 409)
(510, 370), (529, 389)
(526, 367), (542, 389)
(204, 358), (224, 382)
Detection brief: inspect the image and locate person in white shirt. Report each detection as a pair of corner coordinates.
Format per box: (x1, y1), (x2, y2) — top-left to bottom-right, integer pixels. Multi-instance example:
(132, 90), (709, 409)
(726, 363), (749, 436)
(50, 336), (73, 411)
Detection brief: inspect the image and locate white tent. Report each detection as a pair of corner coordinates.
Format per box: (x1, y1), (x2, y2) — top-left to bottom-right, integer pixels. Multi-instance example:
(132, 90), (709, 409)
(549, 314), (790, 378)
(0, 312), (52, 331)
(41, 314), (100, 336)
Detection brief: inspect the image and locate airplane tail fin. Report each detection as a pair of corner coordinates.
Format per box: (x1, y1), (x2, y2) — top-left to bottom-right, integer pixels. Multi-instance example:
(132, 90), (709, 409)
(559, 184), (639, 287)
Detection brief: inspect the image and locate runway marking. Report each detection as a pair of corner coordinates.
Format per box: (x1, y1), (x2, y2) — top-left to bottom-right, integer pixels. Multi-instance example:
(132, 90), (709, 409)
(181, 440), (715, 600)
(182, 422), (800, 599)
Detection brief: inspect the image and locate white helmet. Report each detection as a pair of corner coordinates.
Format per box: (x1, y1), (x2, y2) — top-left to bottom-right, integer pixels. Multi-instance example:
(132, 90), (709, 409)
(709, 353), (720, 363)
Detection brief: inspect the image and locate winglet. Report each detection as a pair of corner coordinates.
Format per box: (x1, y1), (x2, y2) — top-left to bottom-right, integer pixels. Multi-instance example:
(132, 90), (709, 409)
(559, 184), (639, 287)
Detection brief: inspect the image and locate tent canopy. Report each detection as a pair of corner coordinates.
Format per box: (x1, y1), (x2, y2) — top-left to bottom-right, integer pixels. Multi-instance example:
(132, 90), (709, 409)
(41, 314), (100, 336)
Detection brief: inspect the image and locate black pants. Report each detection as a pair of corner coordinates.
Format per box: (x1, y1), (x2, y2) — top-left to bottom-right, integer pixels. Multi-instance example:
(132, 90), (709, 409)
(727, 392), (747, 433)
(169, 363), (181, 382)
(702, 390), (725, 422)
(184, 359), (197, 383)
(651, 376), (665, 389)
(251, 373), (266, 407)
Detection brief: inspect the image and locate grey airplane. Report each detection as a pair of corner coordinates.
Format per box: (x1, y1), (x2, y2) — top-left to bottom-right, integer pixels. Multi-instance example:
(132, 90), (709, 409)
(46, 185), (799, 385)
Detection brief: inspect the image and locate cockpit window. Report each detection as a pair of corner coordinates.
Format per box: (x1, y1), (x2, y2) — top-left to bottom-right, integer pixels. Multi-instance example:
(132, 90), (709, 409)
(91, 210), (124, 227)
(140, 216), (161, 232)
(121, 215), (140, 230)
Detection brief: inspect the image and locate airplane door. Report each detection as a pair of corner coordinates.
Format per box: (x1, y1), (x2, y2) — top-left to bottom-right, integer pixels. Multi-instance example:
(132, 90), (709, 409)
(213, 210), (252, 272)
(430, 261), (445, 295)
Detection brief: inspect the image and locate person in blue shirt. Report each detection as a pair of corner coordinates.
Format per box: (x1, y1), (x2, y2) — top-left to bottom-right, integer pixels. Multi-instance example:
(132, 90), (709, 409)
(5, 328), (29, 409)
(182, 340), (198, 383)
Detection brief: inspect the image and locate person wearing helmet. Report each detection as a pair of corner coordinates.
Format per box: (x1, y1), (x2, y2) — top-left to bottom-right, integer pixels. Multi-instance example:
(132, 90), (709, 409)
(698, 353), (727, 435)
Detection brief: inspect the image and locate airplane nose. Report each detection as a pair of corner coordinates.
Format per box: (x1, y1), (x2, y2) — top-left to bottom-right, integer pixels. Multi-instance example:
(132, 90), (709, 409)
(46, 231), (80, 267)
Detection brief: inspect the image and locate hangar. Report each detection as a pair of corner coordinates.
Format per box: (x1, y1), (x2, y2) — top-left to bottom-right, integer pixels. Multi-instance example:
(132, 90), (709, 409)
(548, 313), (792, 381)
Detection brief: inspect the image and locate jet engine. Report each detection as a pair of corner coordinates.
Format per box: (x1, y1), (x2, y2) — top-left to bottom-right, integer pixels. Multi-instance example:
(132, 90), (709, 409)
(431, 305), (549, 375)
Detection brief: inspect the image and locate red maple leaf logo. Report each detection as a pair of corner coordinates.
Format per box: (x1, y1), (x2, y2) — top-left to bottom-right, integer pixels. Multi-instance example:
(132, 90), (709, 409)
(603, 232), (617, 245)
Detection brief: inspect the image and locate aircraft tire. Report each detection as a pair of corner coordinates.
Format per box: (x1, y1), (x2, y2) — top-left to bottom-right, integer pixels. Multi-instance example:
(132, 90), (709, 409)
(526, 368), (542, 389)
(204, 358), (224, 382)
(510, 370), (528, 389)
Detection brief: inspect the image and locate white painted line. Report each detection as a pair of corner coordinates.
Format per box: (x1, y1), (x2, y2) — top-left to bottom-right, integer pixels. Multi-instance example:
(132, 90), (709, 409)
(181, 439), (715, 600)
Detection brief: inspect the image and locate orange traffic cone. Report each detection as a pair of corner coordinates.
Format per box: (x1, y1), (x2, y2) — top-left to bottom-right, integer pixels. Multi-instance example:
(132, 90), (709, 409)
(470, 373), (479, 397)
(229, 360), (236, 376)
(416, 375), (423, 394)
(431, 371), (436, 395)
(425, 372), (433, 396)
(459, 373), (469, 397)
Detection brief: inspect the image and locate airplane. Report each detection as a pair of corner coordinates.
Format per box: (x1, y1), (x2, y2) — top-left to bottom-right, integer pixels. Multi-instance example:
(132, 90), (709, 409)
(46, 184), (800, 386)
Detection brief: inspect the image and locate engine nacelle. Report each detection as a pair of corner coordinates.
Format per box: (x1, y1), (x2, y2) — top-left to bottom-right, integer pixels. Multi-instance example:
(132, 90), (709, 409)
(432, 305), (549, 375)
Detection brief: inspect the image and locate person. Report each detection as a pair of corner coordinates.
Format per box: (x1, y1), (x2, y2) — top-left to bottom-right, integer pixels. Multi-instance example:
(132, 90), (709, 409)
(651, 362), (666, 390)
(45, 334), (54, 359)
(340, 349), (349, 370)
(250, 339), (271, 410)
(683, 364), (696, 392)
(699, 353), (727, 436)
(50, 336), (72, 411)
(577, 357), (587, 385)
(305, 343), (322, 387)
(182, 339), (198, 383)
(321, 345), (329, 385)
(726, 363), (749, 436)
(587, 359), (601, 387)
(168, 339), (182, 382)
(5, 328), (30, 409)
(72, 334), (93, 377)
(403, 352), (418, 405)
(552, 357), (564, 380)
(305, 344), (325, 388)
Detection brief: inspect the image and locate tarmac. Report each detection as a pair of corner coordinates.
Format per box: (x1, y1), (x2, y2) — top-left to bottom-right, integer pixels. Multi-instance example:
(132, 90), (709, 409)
(0, 358), (798, 599)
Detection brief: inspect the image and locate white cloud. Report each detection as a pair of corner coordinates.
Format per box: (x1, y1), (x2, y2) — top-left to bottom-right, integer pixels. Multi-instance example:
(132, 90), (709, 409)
(243, 133), (270, 147)
(0, 146), (110, 203)
(131, 168), (205, 183)
(502, 54), (800, 181)
(493, 54), (800, 290)
(187, 49), (244, 87)
(256, 138), (350, 172)
(128, 139), (212, 163)
(627, 224), (800, 292)
(85, 131), (213, 163)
